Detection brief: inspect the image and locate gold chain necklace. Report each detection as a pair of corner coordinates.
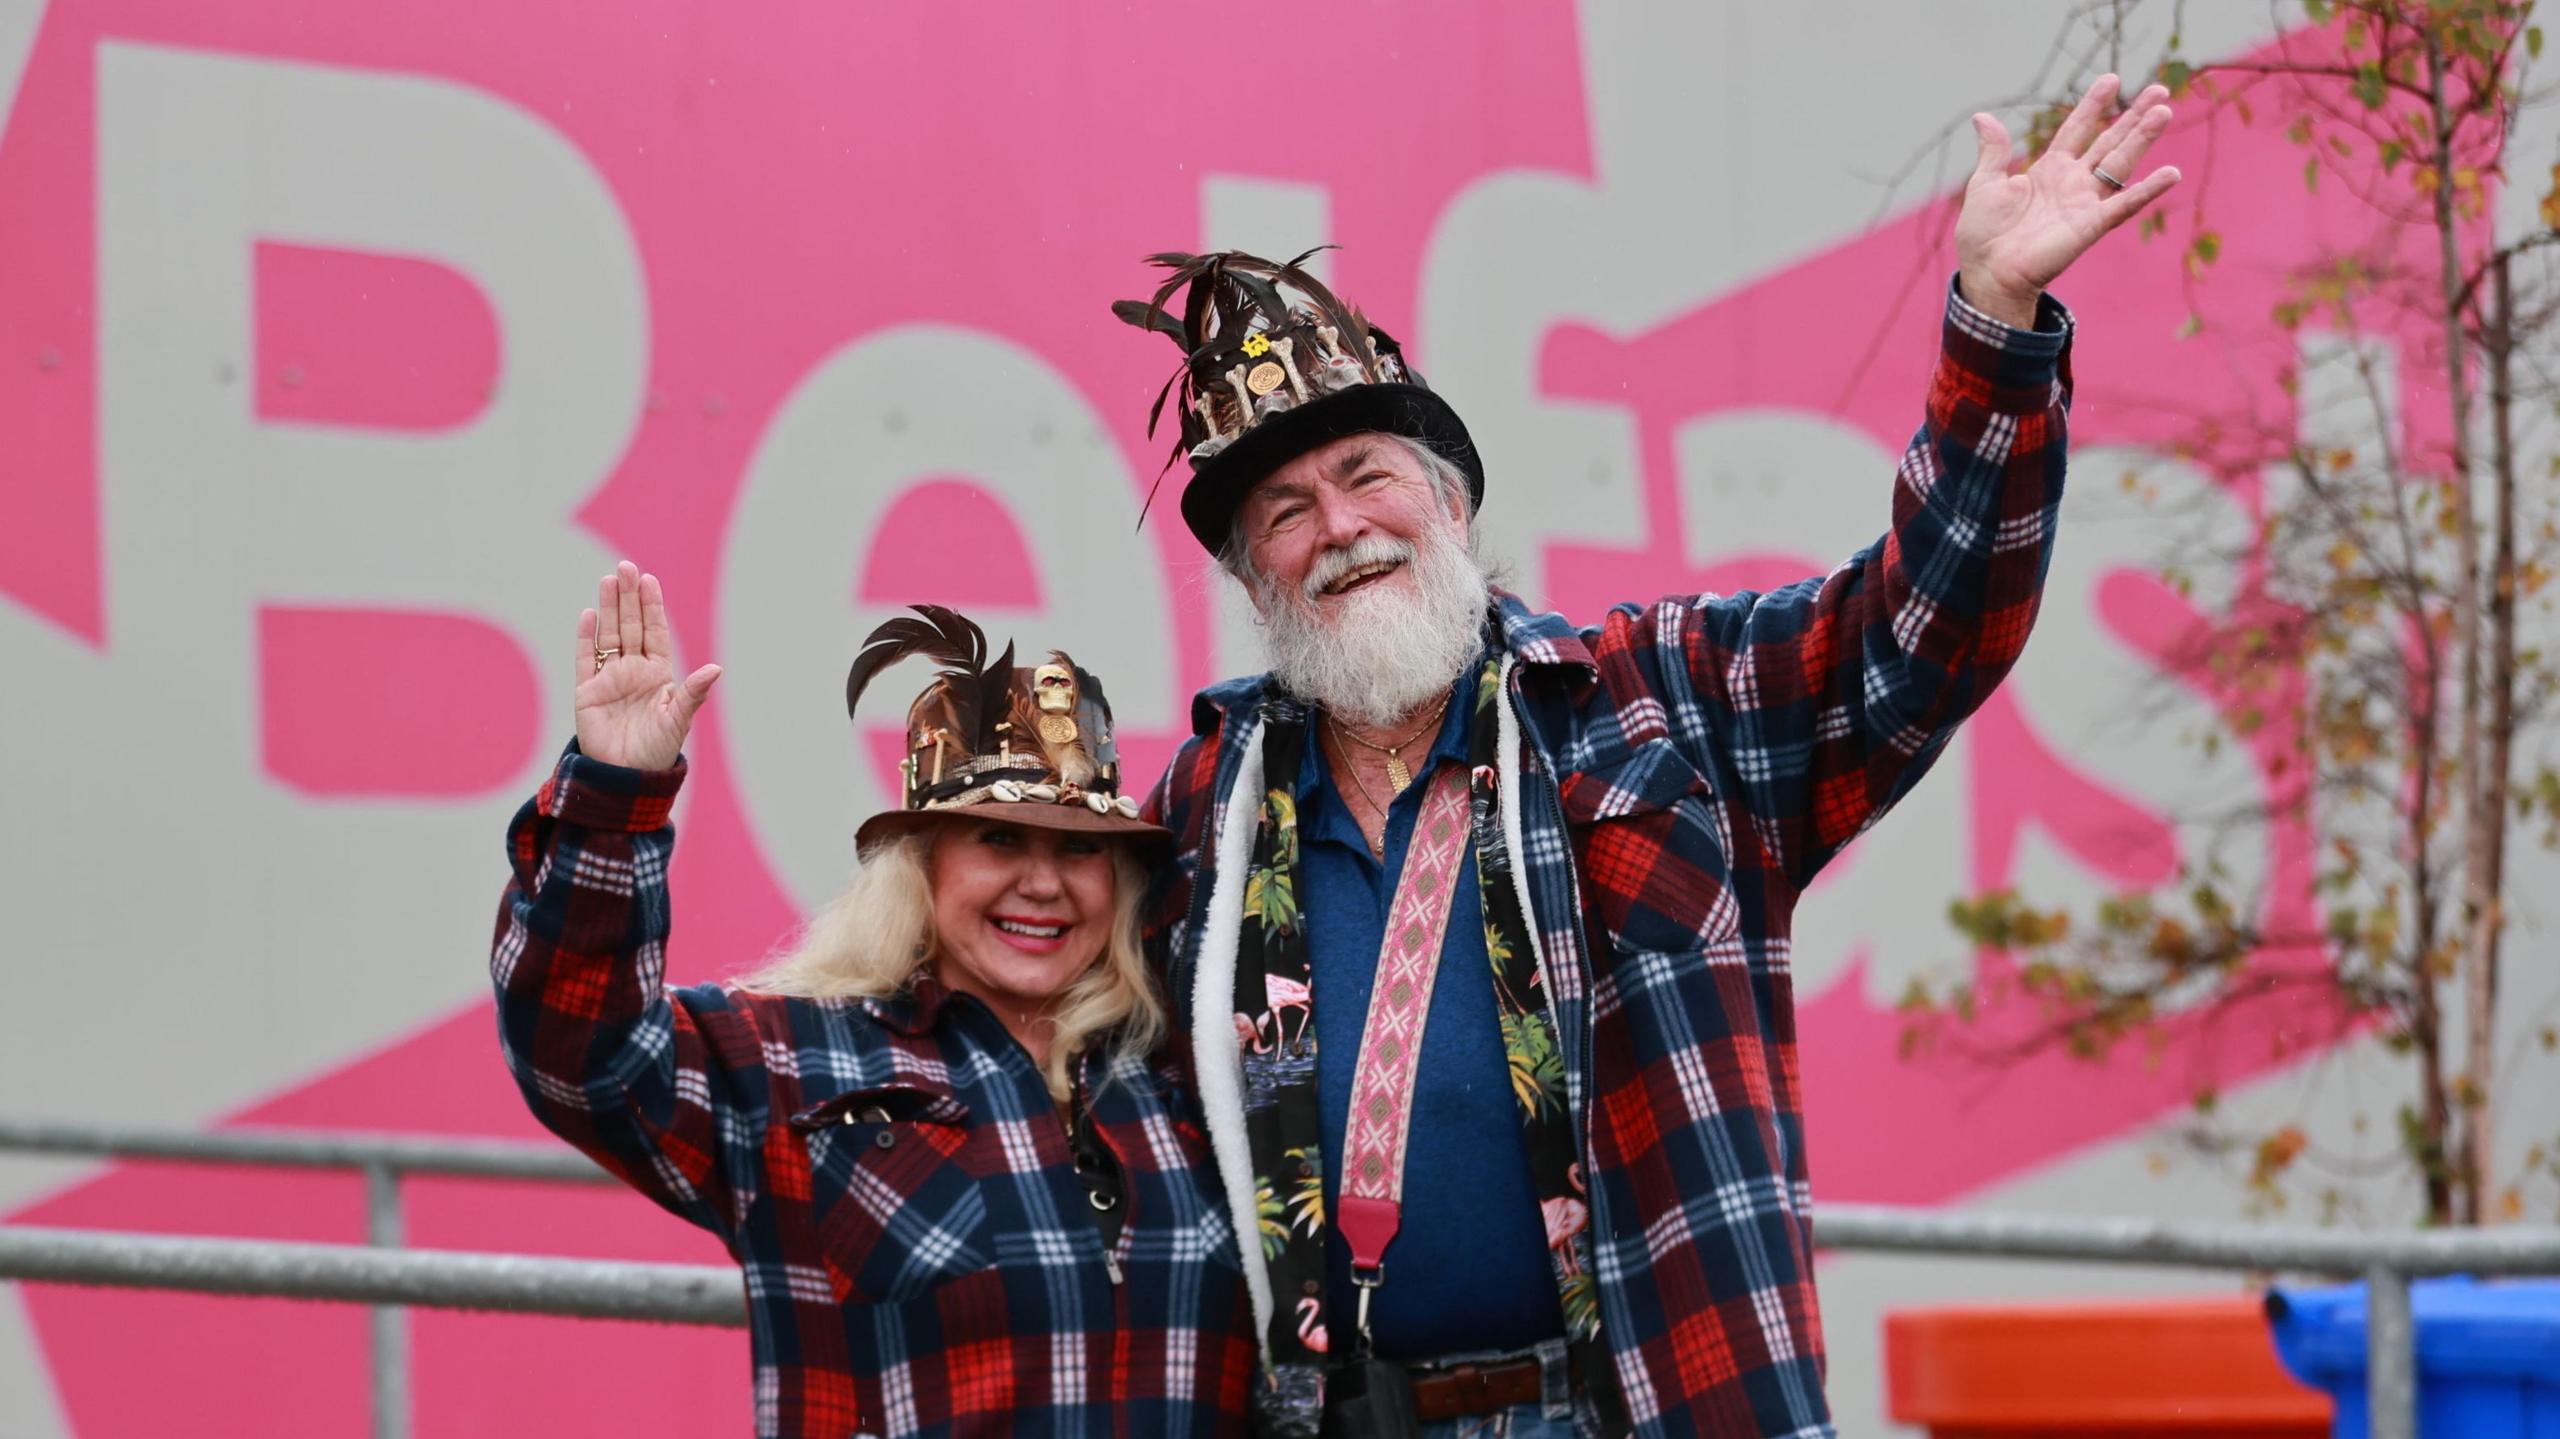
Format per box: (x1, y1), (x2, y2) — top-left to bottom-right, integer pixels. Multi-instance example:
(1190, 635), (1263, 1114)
(1326, 693), (1451, 793)
(1328, 729), (1393, 857)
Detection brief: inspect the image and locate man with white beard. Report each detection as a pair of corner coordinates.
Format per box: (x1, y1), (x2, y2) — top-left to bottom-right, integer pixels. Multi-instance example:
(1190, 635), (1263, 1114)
(1121, 77), (2180, 1439)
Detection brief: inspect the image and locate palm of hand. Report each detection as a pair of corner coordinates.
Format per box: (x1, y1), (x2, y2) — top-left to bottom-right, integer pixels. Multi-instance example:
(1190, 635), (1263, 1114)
(1958, 160), (2116, 299)
(577, 655), (692, 771)
(572, 562), (722, 772)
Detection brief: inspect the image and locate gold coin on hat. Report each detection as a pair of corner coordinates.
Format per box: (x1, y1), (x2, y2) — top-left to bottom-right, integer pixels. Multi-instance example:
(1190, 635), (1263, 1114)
(1246, 361), (1286, 396)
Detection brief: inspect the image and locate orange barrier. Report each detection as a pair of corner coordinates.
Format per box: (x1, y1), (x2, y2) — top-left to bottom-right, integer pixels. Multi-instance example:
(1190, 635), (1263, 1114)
(1884, 1296), (2334, 1437)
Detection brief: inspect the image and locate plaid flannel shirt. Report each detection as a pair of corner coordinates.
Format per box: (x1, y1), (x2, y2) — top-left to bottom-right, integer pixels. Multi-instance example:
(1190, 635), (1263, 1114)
(493, 748), (1257, 1438)
(1145, 282), (2072, 1437)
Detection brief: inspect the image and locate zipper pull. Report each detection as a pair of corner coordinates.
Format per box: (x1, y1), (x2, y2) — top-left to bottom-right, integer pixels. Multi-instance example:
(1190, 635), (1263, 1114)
(1103, 1250), (1124, 1286)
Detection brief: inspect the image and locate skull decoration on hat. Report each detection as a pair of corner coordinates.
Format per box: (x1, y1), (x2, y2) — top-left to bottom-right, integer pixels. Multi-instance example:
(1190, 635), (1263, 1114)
(845, 604), (1165, 851)
(1113, 248), (1486, 554)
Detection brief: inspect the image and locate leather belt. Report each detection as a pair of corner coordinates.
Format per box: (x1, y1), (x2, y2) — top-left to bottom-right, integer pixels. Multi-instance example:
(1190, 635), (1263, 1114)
(1407, 1351), (1579, 1422)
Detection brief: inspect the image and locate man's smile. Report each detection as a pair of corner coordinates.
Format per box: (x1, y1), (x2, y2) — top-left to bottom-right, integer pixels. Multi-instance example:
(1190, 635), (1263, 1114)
(1321, 559), (1404, 597)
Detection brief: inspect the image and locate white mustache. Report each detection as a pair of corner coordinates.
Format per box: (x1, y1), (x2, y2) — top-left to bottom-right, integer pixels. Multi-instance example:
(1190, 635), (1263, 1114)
(1259, 516), (1489, 730)
(1300, 536), (1417, 601)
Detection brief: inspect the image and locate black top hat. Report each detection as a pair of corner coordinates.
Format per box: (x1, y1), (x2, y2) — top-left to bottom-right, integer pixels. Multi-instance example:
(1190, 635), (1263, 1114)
(1114, 248), (1483, 555)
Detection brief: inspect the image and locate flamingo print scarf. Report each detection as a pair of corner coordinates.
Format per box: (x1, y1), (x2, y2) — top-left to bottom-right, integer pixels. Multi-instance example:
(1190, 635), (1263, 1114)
(1230, 649), (1599, 1429)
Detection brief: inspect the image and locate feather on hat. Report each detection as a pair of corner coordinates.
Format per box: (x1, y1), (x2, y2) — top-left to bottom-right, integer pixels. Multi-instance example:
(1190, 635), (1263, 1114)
(845, 606), (1165, 851)
(1112, 247), (1484, 554)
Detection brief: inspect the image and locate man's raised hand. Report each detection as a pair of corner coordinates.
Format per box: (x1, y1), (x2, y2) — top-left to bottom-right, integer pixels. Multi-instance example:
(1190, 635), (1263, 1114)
(574, 560), (722, 771)
(1956, 74), (2182, 328)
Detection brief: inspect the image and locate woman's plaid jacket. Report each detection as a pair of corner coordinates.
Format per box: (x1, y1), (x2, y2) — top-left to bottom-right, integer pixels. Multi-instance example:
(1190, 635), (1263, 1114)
(493, 751), (1258, 1437)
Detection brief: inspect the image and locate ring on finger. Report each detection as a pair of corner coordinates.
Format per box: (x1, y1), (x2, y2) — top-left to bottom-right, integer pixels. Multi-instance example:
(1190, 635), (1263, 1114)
(2093, 165), (2127, 191)
(595, 645), (622, 665)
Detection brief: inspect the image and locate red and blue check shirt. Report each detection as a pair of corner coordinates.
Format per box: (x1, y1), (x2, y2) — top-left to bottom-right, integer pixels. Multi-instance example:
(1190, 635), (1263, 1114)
(493, 750), (1257, 1438)
(1145, 281), (2074, 1438)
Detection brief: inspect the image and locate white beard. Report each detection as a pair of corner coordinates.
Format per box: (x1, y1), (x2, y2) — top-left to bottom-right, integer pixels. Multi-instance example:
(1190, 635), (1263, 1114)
(1252, 521), (1490, 729)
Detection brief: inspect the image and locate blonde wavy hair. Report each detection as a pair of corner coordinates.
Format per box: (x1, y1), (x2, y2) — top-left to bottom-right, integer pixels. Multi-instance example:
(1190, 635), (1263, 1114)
(737, 824), (1164, 1103)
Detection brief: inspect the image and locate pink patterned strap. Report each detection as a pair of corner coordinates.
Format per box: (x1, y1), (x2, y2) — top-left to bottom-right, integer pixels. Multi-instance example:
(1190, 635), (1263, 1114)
(1335, 762), (1475, 1273)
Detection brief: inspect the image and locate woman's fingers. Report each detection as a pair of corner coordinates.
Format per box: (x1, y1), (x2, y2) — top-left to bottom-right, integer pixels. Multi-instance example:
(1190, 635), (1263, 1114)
(675, 663), (723, 721)
(614, 560), (646, 659)
(576, 607), (600, 684)
(595, 573), (622, 659)
(640, 571), (675, 663)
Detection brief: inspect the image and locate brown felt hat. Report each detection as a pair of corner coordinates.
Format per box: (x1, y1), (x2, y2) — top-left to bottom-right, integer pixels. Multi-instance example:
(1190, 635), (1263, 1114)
(845, 606), (1169, 854)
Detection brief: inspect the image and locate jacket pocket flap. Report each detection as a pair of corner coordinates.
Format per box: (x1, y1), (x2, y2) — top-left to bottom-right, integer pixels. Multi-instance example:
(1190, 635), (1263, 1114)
(790, 1081), (971, 1131)
(1559, 739), (1710, 824)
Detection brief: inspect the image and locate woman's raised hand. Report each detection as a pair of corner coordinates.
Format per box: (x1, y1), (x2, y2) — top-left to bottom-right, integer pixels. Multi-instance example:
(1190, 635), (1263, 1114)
(574, 560), (722, 771)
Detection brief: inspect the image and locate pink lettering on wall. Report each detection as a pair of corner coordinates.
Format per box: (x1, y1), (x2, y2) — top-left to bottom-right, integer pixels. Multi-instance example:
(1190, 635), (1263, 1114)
(259, 606), (541, 797)
(253, 242), (501, 431)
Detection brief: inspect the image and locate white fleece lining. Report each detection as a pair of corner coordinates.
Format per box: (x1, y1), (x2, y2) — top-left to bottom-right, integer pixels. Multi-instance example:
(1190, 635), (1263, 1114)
(1492, 656), (1549, 978)
(1191, 716), (1273, 1360)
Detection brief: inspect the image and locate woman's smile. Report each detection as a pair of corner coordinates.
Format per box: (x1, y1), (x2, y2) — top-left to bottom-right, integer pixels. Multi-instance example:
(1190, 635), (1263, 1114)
(986, 911), (1075, 953)
(928, 819), (1116, 1034)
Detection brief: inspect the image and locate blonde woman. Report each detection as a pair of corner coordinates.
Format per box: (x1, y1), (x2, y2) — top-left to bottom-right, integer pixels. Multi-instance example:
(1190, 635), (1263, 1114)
(492, 562), (1252, 1437)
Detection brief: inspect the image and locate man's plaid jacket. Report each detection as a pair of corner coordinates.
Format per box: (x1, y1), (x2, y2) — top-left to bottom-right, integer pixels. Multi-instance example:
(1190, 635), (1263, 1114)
(1143, 281), (2074, 1438)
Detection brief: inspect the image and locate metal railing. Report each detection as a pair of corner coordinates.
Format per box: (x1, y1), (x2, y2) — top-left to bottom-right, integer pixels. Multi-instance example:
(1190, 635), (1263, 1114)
(7, 1118), (2560, 1439)
(0, 1224), (742, 1324)
(0, 1116), (617, 1439)
(1816, 1204), (2560, 1436)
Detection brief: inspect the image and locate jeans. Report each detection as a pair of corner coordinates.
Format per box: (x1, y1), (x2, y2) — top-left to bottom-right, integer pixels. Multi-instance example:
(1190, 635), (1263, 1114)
(1419, 1407), (1583, 1439)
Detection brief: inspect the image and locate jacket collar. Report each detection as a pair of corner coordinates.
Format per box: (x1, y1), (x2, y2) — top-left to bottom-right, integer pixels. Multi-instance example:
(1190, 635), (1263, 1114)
(1492, 589), (1599, 681)
(858, 971), (960, 1038)
(1188, 589), (1599, 740)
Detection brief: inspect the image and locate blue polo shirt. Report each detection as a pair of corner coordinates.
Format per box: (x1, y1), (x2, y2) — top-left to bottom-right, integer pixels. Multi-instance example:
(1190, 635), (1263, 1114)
(1296, 674), (1567, 1359)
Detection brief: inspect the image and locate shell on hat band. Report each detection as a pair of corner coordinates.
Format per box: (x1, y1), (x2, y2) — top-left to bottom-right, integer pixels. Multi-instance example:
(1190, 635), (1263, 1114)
(972, 778), (1139, 819)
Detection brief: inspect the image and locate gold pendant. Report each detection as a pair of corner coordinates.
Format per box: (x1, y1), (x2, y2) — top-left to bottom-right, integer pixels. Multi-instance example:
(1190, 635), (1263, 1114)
(1386, 754), (1411, 791)
(1037, 713), (1079, 746)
